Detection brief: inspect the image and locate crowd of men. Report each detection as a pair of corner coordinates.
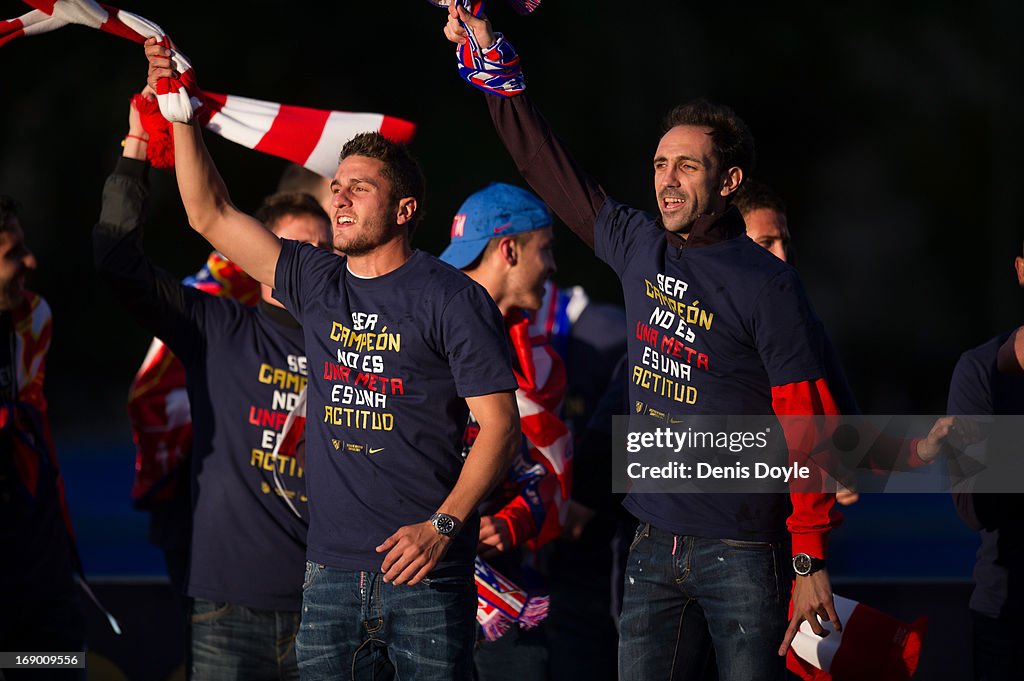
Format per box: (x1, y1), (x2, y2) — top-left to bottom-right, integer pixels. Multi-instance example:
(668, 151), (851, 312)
(1, 4), (1021, 681)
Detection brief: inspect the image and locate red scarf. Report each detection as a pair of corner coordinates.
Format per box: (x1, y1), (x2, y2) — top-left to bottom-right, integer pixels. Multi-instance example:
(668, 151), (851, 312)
(494, 310), (573, 549)
(2, 1), (415, 176)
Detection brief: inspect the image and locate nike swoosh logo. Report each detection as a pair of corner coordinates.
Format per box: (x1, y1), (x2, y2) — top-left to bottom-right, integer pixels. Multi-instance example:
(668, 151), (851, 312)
(369, 447), (385, 454)
(493, 222), (512, 233)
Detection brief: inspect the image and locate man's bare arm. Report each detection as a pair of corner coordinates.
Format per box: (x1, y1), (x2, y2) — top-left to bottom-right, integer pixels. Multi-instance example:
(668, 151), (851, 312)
(145, 39), (281, 287)
(376, 390), (520, 585)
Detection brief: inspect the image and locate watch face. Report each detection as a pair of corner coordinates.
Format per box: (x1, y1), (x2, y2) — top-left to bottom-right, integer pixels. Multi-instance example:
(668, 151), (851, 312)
(793, 554), (812, 575)
(434, 515), (456, 535)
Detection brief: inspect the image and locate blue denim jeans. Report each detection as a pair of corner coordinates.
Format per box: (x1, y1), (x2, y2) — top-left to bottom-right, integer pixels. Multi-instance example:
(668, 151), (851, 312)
(190, 598), (300, 680)
(296, 562), (476, 681)
(618, 523), (789, 681)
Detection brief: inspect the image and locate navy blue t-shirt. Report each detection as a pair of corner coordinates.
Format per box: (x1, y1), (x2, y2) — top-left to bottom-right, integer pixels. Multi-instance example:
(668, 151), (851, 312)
(170, 298), (309, 611)
(93, 162), (309, 612)
(947, 332), (1024, 619)
(274, 243), (517, 573)
(594, 199), (826, 542)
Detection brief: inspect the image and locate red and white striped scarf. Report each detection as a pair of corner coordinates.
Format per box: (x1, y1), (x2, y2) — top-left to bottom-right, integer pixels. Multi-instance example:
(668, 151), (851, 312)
(503, 310), (573, 549)
(1, 1), (416, 177)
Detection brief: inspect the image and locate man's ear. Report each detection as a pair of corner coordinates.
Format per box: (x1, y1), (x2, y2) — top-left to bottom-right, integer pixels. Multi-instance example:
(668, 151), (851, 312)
(498, 237), (517, 266)
(1015, 256), (1024, 288)
(395, 197), (417, 226)
(720, 166), (743, 197)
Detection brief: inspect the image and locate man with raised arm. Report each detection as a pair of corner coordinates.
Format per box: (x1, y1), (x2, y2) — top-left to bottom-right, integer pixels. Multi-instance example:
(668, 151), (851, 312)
(94, 90), (333, 678)
(145, 39), (521, 681)
(442, 7), (842, 680)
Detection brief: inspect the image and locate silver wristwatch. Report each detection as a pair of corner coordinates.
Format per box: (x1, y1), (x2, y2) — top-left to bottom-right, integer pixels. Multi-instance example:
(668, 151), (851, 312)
(429, 512), (462, 537)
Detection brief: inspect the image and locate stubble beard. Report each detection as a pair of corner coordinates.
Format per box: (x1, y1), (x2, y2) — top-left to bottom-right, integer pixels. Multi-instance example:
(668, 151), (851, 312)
(657, 189), (700, 234)
(336, 217), (404, 257)
(659, 206), (700, 235)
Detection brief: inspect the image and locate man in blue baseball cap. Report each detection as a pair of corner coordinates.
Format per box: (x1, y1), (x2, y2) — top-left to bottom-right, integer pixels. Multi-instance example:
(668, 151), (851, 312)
(441, 182), (555, 315)
(441, 182), (563, 680)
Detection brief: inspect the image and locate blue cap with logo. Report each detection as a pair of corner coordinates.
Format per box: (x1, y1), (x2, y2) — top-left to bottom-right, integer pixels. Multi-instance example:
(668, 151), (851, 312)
(440, 183), (552, 269)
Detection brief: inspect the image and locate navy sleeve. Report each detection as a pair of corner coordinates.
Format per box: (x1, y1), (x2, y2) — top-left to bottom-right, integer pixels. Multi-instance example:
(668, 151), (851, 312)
(947, 351), (994, 416)
(593, 198), (661, 277)
(273, 239), (338, 323)
(487, 93), (607, 249)
(442, 284), (518, 398)
(750, 270), (826, 387)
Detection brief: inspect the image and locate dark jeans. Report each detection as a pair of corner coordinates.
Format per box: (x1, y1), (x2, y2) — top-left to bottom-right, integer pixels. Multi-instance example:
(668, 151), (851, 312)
(296, 562), (476, 681)
(618, 523), (788, 681)
(190, 598), (300, 680)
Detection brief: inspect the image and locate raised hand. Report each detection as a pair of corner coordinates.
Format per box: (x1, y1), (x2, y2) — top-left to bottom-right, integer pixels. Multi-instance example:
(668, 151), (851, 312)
(443, 1), (496, 49)
(123, 87), (154, 161)
(143, 36), (201, 123)
(144, 37), (178, 94)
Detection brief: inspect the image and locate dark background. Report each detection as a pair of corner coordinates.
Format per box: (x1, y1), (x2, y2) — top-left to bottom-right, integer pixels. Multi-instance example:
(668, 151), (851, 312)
(2, 0), (1022, 439)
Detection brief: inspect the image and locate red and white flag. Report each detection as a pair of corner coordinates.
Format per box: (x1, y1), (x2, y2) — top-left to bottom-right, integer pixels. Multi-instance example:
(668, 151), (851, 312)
(788, 594), (928, 681)
(1, 1), (415, 177)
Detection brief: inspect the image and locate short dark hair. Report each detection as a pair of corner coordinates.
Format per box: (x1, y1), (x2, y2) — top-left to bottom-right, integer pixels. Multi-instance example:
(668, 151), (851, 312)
(732, 178), (787, 218)
(340, 132), (426, 235)
(254, 192), (330, 231)
(662, 99), (756, 178)
(0, 195), (18, 232)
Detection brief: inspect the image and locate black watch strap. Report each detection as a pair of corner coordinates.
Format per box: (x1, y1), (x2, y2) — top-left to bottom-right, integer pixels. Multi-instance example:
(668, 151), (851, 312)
(792, 553), (826, 576)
